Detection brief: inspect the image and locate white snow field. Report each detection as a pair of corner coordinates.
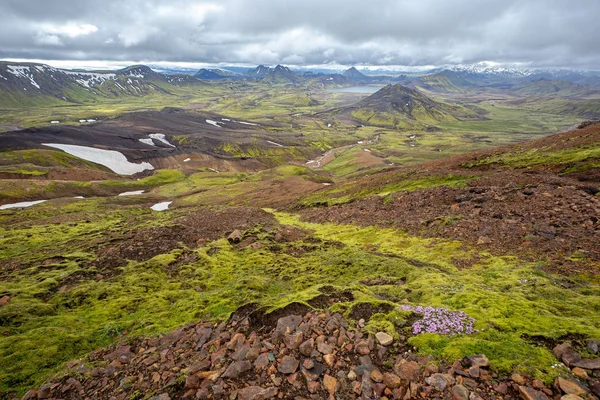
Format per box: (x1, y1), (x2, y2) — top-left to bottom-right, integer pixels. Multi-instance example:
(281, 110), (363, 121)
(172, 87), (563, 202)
(0, 200), (47, 210)
(151, 201), (172, 211)
(42, 144), (154, 175)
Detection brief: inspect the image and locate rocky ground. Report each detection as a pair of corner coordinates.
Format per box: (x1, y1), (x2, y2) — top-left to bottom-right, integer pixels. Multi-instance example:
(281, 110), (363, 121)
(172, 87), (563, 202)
(20, 307), (600, 400)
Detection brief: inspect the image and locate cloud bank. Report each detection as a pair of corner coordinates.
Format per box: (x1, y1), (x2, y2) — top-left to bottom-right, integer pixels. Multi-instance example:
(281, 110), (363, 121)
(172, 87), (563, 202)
(1, 0), (599, 68)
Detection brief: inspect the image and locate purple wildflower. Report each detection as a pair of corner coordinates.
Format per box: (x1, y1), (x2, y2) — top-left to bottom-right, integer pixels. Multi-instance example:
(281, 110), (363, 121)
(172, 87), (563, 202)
(401, 305), (476, 336)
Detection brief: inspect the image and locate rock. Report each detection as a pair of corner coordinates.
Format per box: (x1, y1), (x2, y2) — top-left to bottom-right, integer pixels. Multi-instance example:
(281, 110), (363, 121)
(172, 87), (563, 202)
(352, 380), (362, 395)
(148, 394), (170, 400)
(299, 338), (314, 356)
(587, 339), (600, 354)
(273, 315), (302, 342)
(591, 382), (600, 397)
(394, 360), (421, 381)
(375, 332), (393, 346)
(348, 369), (357, 381)
(307, 380), (320, 393)
(323, 374), (338, 398)
(425, 373), (455, 392)
(323, 353), (336, 367)
(571, 367), (588, 380)
(227, 332), (246, 349)
(284, 332), (304, 350)
(302, 359), (314, 370)
(237, 386), (278, 400)
(277, 356), (299, 374)
(495, 382), (508, 395)
(382, 373), (401, 389)
(518, 385), (550, 400)
(185, 374), (200, 389)
(355, 340), (370, 355)
(254, 353), (270, 368)
(468, 366), (480, 378)
(370, 369), (383, 383)
(37, 384), (51, 399)
(553, 343), (573, 359)
(561, 350), (582, 367)
(424, 363), (439, 377)
(477, 236), (491, 245)
(570, 358), (600, 370)
(0, 295), (10, 306)
(222, 360), (252, 379)
(227, 229), (243, 243)
(317, 340), (334, 355)
(557, 377), (589, 396)
(461, 354), (489, 368)
(245, 347), (260, 361)
(512, 373), (526, 385)
(560, 395), (584, 400)
(20, 389), (37, 400)
(451, 384), (470, 400)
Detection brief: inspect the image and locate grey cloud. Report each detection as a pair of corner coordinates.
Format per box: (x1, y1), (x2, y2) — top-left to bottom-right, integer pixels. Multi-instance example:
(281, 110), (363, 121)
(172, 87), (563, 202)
(0, 0), (599, 68)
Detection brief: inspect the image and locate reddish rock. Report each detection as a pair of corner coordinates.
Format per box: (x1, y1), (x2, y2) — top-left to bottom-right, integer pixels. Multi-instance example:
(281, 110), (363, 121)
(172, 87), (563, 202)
(394, 360), (421, 381)
(277, 356), (299, 374)
(254, 353), (270, 368)
(556, 377), (589, 396)
(451, 384), (470, 400)
(299, 338), (314, 356)
(323, 353), (336, 367)
(370, 369), (383, 383)
(237, 386), (278, 400)
(323, 374), (338, 398)
(283, 332), (303, 350)
(519, 385), (549, 400)
(184, 375), (200, 389)
(222, 360), (252, 379)
(355, 340), (370, 355)
(0, 295), (10, 306)
(382, 373), (401, 389)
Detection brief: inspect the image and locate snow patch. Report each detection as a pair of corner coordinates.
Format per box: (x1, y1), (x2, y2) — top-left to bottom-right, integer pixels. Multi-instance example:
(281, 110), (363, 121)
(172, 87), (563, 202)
(183, 158), (191, 162)
(79, 119), (87, 123)
(50, 121), (60, 124)
(1, 200), (47, 210)
(42, 143), (154, 175)
(87, 119), (97, 123)
(73, 196), (85, 199)
(118, 190), (145, 196)
(6, 65), (41, 88)
(151, 201), (172, 211)
(236, 121), (259, 126)
(364, 148), (371, 152)
(221, 118), (231, 121)
(149, 133), (175, 148)
(206, 119), (222, 128)
(267, 140), (284, 147)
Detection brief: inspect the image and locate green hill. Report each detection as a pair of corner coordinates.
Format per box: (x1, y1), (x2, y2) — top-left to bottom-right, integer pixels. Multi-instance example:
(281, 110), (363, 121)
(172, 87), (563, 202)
(346, 84), (481, 129)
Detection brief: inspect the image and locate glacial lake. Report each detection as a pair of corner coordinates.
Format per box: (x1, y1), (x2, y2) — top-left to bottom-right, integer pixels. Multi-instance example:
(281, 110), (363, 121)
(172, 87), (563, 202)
(327, 86), (385, 94)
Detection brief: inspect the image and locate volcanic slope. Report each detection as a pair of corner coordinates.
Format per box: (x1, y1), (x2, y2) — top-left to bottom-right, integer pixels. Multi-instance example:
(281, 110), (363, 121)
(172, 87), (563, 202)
(334, 84), (483, 130)
(299, 121), (600, 274)
(1, 124), (600, 398)
(0, 108), (314, 174)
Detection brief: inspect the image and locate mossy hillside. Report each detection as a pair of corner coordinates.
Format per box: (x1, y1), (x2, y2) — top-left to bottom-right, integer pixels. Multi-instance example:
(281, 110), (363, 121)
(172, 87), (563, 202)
(2, 199), (598, 394)
(0, 169), (185, 201)
(463, 141), (600, 172)
(299, 172), (477, 207)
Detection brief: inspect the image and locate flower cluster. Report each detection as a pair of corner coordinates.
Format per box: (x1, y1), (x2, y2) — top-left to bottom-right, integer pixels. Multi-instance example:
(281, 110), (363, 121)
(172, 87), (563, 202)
(401, 305), (476, 336)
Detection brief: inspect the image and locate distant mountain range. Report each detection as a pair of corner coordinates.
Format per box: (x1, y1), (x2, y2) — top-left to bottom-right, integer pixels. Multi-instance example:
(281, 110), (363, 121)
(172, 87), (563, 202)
(2, 59), (600, 109)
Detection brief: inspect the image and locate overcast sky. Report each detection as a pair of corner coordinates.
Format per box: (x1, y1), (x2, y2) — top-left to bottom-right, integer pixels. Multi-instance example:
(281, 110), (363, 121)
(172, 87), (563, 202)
(1, 0), (599, 69)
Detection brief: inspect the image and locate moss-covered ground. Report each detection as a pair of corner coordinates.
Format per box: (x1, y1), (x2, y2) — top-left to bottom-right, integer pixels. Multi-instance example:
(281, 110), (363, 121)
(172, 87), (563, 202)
(1, 192), (598, 395)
